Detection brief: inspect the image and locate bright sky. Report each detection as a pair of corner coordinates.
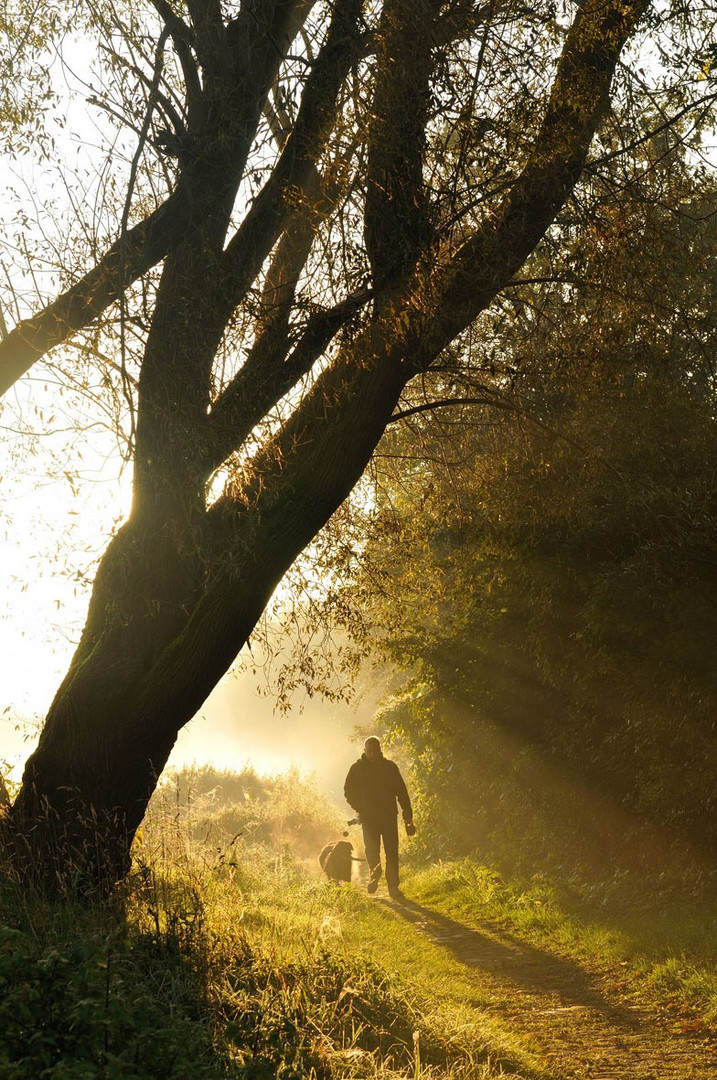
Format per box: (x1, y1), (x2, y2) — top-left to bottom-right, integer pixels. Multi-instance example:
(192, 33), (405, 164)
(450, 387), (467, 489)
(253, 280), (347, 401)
(0, 373), (125, 766)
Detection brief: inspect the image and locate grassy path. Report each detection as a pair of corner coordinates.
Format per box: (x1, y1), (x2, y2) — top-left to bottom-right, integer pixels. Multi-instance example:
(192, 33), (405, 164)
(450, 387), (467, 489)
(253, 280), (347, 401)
(374, 889), (717, 1079)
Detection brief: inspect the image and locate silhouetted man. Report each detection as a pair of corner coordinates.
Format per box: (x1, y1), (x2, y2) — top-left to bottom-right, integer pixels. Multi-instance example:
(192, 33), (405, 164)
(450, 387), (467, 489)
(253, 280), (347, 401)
(344, 736), (415, 900)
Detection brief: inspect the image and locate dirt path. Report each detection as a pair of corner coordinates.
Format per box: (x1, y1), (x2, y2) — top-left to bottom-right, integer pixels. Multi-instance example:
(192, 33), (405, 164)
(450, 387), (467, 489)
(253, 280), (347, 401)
(384, 898), (717, 1080)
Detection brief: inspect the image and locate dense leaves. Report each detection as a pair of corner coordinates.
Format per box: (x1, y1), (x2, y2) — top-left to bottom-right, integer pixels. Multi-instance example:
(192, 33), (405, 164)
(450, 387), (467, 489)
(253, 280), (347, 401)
(349, 152), (717, 873)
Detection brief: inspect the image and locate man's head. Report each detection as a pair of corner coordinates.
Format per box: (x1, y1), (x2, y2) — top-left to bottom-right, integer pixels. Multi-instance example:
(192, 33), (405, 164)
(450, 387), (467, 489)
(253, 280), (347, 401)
(364, 736), (382, 762)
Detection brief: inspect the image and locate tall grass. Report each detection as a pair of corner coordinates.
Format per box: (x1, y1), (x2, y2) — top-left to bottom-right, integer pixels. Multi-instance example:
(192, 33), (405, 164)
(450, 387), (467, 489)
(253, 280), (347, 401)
(0, 768), (536, 1079)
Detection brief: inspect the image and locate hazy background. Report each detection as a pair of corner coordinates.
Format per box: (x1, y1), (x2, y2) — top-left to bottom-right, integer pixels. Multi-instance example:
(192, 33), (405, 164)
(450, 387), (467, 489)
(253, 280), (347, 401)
(169, 671), (381, 800)
(2, 657), (382, 807)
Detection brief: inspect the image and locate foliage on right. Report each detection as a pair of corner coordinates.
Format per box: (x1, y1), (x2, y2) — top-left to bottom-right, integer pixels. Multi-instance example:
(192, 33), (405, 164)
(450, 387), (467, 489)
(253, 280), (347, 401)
(348, 144), (717, 875)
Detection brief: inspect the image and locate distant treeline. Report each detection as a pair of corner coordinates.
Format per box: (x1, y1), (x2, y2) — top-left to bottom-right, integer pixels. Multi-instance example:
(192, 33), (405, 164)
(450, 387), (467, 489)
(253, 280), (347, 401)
(147, 765), (345, 864)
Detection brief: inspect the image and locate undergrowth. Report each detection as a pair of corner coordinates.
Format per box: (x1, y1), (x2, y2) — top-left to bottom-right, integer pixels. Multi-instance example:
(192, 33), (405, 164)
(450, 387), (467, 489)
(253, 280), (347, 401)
(6, 764), (716, 1079)
(0, 769), (533, 1080)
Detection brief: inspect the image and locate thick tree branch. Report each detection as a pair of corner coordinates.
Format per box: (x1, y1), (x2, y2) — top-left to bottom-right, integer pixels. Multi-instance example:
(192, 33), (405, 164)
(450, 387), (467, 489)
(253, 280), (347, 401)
(186, 0), (233, 77)
(419, 0), (652, 363)
(0, 190), (190, 399)
(203, 286), (371, 474)
(219, 0), (363, 313)
(364, 0), (440, 291)
(256, 166), (327, 335)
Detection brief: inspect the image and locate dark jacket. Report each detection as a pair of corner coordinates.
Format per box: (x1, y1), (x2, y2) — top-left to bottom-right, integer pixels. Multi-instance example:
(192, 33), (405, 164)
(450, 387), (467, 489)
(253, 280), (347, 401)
(344, 753), (413, 825)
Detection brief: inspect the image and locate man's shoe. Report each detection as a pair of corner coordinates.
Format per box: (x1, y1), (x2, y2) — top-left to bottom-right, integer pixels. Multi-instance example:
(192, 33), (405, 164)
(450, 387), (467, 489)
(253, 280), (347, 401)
(367, 879), (378, 894)
(388, 888), (405, 902)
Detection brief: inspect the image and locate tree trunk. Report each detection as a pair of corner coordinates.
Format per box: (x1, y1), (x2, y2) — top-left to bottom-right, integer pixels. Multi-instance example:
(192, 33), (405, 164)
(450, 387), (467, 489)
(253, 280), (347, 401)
(5, 526), (306, 891)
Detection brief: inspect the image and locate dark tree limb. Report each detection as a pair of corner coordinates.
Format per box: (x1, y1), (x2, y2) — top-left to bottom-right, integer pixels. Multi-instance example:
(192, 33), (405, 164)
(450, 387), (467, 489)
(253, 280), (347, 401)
(0, 190), (190, 399)
(364, 0), (440, 292)
(417, 0), (653, 366)
(219, 0), (364, 314)
(203, 286), (371, 474)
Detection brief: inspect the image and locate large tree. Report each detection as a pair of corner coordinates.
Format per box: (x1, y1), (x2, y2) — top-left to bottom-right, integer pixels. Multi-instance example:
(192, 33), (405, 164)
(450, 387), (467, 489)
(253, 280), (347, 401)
(0, 0), (706, 888)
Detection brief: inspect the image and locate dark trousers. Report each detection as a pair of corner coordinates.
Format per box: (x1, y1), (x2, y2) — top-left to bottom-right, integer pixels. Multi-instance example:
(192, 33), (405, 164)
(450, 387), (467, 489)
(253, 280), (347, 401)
(362, 816), (400, 890)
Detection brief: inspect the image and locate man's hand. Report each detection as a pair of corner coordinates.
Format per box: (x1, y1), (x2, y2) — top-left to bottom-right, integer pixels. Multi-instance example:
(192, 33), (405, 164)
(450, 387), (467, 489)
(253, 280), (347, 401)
(405, 821), (416, 837)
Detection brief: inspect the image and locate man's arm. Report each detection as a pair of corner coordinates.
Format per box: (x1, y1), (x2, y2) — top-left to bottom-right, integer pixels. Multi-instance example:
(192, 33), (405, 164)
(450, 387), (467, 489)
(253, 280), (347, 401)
(344, 763), (362, 814)
(392, 763), (413, 824)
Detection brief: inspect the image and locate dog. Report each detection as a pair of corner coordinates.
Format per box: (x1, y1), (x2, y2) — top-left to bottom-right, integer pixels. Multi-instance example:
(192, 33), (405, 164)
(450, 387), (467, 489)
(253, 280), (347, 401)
(319, 839), (354, 882)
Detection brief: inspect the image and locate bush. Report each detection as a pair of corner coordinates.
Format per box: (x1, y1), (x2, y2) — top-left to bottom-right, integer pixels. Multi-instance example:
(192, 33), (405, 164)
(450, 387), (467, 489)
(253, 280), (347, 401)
(0, 888), (221, 1079)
